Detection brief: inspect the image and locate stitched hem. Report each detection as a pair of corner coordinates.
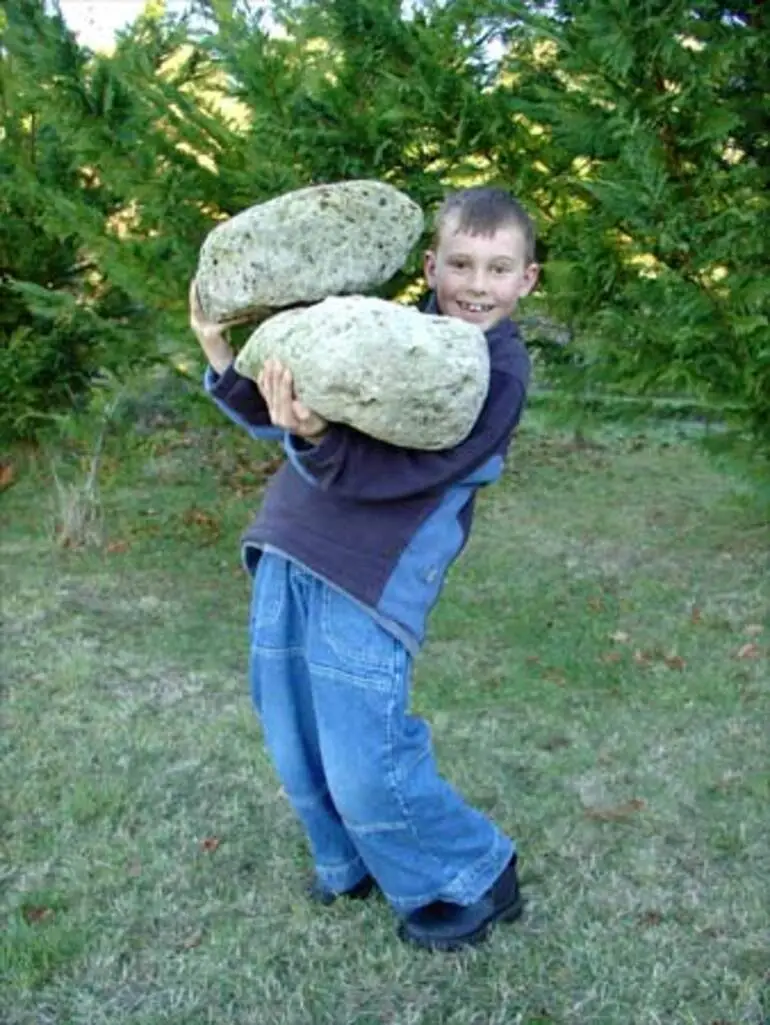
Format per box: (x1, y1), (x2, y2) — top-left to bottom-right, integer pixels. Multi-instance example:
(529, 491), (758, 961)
(316, 854), (368, 890)
(344, 818), (410, 836)
(442, 833), (515, 905)
(381, 835), (515, 914)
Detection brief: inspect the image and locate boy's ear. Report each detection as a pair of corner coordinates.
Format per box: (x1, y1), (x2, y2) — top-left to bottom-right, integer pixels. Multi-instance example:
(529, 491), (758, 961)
(520, 262), (540, 298)
(423, 250), (437, 289)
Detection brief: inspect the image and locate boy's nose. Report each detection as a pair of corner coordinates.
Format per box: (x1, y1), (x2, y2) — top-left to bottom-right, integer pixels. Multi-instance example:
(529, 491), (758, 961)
(468, 269), (489, 293)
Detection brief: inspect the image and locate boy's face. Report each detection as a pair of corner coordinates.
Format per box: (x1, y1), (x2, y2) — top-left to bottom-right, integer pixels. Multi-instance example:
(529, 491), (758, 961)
(424, 215), (539, 331)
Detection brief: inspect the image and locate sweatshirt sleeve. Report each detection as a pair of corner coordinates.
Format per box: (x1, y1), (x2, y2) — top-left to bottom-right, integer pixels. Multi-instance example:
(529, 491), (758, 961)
(286, 365), (528, 502)
(203, 363), (283, 442)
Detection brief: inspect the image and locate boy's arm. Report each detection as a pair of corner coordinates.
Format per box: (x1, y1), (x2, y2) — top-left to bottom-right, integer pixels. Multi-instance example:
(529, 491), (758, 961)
(205, 364), (283, 442)
(286, 363), (529, 501)
(189, 278), (282, 441)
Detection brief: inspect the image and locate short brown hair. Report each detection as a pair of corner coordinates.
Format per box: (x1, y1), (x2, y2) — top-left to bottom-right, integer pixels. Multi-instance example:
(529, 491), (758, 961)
(434, 187), (536, 264)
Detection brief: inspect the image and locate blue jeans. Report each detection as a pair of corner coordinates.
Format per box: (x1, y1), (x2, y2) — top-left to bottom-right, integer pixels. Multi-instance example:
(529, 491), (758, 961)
(248, 552), (514, 914)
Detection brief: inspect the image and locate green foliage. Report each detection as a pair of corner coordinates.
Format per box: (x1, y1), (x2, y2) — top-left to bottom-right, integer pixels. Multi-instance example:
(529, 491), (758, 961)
(0, 0), (156, 440)
(195, 0), (530, 289)
(1, 0), (768, 453)
(504, 0), (770, 445)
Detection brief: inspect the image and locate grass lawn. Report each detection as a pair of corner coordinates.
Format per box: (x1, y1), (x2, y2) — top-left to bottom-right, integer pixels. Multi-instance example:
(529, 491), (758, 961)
(1, 411), (768, 1025)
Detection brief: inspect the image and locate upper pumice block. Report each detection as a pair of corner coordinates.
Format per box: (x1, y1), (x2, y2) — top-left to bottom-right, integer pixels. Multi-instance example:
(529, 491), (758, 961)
(196, 180), (424, 322)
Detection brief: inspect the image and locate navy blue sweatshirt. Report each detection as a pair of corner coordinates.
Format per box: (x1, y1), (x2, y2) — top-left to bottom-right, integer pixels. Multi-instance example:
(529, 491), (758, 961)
(205, 299), (530, 654)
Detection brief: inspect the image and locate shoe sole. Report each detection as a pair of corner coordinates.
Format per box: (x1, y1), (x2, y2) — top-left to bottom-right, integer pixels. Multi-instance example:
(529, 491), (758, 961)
(398, 893), (525, 952)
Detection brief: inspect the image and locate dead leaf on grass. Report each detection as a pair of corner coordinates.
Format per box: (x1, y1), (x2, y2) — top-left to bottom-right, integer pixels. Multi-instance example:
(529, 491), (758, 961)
(663, 653), (687, 671)
(744, 623), (763, 637)
(638, 910), (664, 927)
(227, 455), (284, 493)
(690, 606), (702, 624)
(182, 508), (222, 544)
(583, 798), (646, 822)
(180, 930), (203, 950)
(126, 860), (142, 877)
(541, 668), (566, 685)
(183, 508), (219, 529)
(526, 655), (541, 665)
(22, 905), (54, 924)
(245, 455), (283, 478)
(106, 540), (131, 554)
(735, 643), (761, 660)
(600, 651), (623, 664)
(0, 462), (16, 490)
(587, 597), (605, 612)
(200, 836), (220, 853)
(633, 650), (653, 666)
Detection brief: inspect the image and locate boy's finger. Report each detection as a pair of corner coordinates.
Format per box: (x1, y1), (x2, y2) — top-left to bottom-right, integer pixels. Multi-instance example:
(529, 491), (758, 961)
(278, 370), (295, 420)
(270, 362), (283, 399)
(189, 279), (200, 320)
(268, 367), (280, 407)
(294, 399), (313, 421)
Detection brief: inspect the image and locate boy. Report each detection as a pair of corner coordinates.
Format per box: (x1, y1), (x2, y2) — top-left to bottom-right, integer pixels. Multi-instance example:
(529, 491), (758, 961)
(190, 186), (539, 951)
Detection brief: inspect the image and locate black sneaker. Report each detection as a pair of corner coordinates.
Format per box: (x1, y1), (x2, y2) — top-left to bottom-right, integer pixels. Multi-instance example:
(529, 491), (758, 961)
(397, 854), (523, 951)
(307, 872), (377, 906)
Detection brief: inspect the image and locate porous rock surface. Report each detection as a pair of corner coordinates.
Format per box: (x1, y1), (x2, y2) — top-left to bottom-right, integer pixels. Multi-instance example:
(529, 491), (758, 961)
(234, 296), (490, 450)
(196, 180), (423, 322)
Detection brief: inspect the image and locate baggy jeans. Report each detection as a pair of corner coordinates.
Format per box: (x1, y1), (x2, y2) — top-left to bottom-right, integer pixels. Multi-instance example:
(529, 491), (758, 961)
(248, 552), (514, 914)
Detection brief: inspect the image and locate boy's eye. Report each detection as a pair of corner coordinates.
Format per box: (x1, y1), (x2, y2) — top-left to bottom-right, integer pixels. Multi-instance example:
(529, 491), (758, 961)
(449, 258), (469, 268)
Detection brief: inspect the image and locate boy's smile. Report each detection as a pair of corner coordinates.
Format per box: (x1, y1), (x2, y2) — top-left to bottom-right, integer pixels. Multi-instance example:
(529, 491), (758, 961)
(424, 215), (539, 331)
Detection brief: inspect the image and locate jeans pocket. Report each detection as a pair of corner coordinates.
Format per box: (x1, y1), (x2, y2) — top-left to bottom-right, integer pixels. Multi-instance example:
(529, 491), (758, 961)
(319, 586), (399, 678)
(249, 554), (287, 635)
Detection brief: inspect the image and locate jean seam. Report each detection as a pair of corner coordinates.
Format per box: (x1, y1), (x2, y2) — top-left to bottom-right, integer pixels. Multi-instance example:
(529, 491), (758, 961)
(320, 586), (398, 676)
(383, 650), (449, 888)
(251, 644), (306, 658)
(251, 556), (286, 631)
(308, 662), (394, 693)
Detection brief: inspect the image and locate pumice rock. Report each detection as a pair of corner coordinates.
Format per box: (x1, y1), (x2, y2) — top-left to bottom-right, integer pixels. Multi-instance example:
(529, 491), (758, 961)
(234, 296), (490, 450)
(196, 180), (424, 322)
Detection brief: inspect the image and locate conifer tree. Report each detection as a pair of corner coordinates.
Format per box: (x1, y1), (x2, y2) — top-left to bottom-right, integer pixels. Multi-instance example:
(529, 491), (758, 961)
(501, 0), (769, 443)
(3, 0), (768, 449)
(0, 0), (247, 438)
(0, 0), (149, 439)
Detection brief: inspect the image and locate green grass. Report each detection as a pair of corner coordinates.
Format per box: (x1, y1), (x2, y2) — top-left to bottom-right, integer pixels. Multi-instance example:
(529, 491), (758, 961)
(1, 414), (768, 1025)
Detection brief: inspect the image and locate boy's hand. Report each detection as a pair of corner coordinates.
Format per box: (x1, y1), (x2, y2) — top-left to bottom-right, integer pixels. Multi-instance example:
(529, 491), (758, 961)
(258, 358), (328, 442)
(189, 278), (253, 375)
